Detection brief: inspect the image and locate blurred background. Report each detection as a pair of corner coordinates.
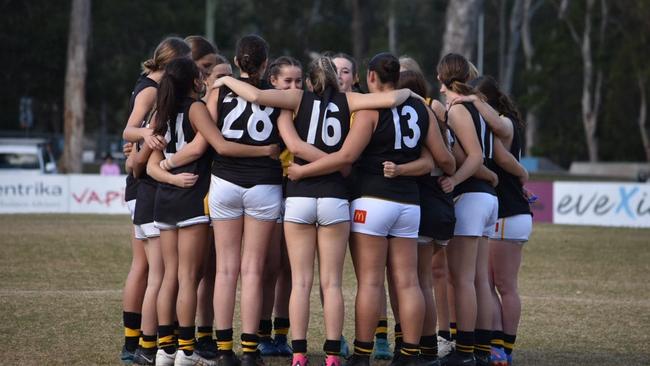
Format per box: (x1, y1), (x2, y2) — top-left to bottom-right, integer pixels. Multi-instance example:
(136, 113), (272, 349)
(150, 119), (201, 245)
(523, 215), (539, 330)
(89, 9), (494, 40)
(1, 0), (649, 180)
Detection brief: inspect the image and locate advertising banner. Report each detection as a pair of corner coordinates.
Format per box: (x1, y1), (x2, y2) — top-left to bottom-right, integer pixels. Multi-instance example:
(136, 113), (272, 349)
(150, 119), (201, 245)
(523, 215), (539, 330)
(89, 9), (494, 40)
(525, 181), (553, 223)
(553, 182), (650, 228)
(0, 175), (69, 213)
(68, 175), (129, 214)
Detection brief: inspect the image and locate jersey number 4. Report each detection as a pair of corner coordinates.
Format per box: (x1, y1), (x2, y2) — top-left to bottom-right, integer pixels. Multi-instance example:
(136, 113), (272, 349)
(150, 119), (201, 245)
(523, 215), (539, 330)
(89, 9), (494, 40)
(222, 95), (274, 142)
(306, 100), (342, 147)
(391, 106), (420, 150)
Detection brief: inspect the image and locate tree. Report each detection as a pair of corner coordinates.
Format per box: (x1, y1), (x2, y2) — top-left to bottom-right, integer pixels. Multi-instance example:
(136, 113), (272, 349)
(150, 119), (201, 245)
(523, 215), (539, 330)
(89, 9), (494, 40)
(351, 0), (369, 63)
(61, 0), (91, 173)
(440, 0), (484, 60)
(499, 0), (524, 94)
(521, 0), (544, 155)
(558, 0), (608, 162)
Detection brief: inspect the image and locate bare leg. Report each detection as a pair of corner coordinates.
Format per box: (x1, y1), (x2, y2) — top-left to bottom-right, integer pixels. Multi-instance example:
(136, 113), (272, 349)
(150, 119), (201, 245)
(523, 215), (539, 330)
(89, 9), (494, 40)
(432, 244), (449, 332)
(446, 236), (479, 332)
(141, 236), (163, 337)
(240, 216), (276, 334)
(213, 218), (243, 330)
(157, 229), (179, 327)
(490, 240), (523, 335)
(350, 233), (388, 342)
(176, 224), (209, 327)
(284, 222), (317, 341)
(386, 237), (424, 346)
(317, 222), (350, 341)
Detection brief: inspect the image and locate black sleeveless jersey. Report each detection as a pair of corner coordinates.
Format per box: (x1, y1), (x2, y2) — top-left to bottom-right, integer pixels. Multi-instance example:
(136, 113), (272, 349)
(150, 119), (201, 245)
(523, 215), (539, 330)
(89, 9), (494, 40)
(494, 115), (531, 218)
(211, 78), (282, 187)
(154, 98), (211, 224)
(453, 102), (497, 197)
(354, 96), (430, 205)
(125, 74), (158, 201)
(286, 89), (351, 199)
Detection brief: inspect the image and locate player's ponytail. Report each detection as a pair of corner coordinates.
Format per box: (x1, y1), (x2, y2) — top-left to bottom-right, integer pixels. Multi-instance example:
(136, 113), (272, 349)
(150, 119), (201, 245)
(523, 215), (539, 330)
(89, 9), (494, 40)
(154, 58), (200, 137)
(368, 52), (400, 87)
(308, 56), (339, 102)
(235, 34), (269, 87)
(142, 37), (191, 74)
(437, 53), (478, 96)
(471, 75), (525, 129)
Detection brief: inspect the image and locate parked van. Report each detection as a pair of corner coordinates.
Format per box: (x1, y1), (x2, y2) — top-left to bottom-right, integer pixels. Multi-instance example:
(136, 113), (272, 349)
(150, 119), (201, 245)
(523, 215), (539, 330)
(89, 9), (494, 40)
(0, 138), (58, 174)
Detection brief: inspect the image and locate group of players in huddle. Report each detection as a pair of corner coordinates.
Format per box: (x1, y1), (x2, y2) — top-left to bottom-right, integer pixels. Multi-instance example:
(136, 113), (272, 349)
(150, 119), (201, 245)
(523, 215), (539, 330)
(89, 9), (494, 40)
(118, 33), (533, 366)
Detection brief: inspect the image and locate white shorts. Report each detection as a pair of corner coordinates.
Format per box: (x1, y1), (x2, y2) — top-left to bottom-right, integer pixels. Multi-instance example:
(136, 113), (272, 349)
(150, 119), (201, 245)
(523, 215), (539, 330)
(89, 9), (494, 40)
(209, 175), (282, 221)
(155, 216), (210, 231)
(489, 214), (532, 242)
(136, 222), (160, 239)
(284, 197), (350, 226)
(127, 199), (136, 221)
(276, 200), (285, 224)
(453, 192), (498, 237)
(350, 197), (420, 238)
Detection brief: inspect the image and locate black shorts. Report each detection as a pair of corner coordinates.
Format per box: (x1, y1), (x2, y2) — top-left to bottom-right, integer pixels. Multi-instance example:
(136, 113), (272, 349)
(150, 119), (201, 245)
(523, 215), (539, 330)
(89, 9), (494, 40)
(418, 177), (455, 242)
(133, 179), (157, 225)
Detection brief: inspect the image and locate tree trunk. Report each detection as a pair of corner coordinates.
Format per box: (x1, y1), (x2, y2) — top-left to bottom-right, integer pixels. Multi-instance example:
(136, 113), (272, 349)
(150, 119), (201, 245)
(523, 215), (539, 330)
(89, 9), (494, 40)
(498, 0), (506, 82)
(351, 0), (368, 63)
(638, 73), (650, 161)
(440, 0), (484, 61)
(61, 0), (91, 173)
(560, 0), (606, 162)
(502, 0), (524, 94)
(522, 0), (541, 155)
(388, 0), (397, 55)
(205, 0), (216, 44)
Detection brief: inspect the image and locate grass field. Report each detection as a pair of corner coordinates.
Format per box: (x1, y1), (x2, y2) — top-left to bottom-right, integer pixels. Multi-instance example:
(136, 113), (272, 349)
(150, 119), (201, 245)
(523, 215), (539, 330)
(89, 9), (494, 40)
(1, 215), (649, 365)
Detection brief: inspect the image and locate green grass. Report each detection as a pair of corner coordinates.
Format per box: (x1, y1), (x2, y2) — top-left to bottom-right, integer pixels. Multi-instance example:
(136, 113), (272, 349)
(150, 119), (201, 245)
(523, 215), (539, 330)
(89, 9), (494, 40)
(1, 215), (649, 365)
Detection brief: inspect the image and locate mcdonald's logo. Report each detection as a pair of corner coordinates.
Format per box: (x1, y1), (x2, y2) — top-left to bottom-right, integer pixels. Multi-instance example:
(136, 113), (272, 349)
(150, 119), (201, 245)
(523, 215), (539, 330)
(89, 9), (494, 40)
(353, 209), (367, 224)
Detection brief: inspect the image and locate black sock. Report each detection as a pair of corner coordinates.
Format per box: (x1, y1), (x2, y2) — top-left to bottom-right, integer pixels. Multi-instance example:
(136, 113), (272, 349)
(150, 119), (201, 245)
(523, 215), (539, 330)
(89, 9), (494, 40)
(158, 324), (177, 354)
(455, 331), (474, 356)
(353, 340), (373, 357)
(394, 323), (403, 352)
(273, 317), (290, 342)
(241, 333), (259, 354)
(216, 328), (234, 355)
(375, 318), (388, 340)
(292, 339), (307, 354)
(419, 335), (438, 358)
(491, 330), (505, 349)
(399, 342), (420, 357)
(140, 334), (157, 351)
(258, 319), (273, 341)
(123, 312), (141, 352)
(178, 326), (196, 355)
(324, 339), (341, 356)
(503, 333), (517, 355)
(438, 330), (452, 342)
(474, 329), (492, 357)
(449, 322), (457, 341)
(197, 326), (213, 344)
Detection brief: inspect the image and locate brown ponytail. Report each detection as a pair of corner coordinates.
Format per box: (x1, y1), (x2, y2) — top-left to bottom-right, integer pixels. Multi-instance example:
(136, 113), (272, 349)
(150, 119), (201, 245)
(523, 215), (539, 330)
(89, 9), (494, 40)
(142, 37), (191, 74)
(235, 34), (269, 86)
(436, 53), (478, 96)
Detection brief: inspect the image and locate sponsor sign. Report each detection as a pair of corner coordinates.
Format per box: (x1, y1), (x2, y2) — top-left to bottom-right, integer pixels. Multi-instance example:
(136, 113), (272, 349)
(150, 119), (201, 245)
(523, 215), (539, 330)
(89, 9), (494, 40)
(0, 174), (128, 214)
(0, 175), (68, 213)
(68, 175), (128, 214)
(553, 182), (650, 228)
(525, 181), (553, 223)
